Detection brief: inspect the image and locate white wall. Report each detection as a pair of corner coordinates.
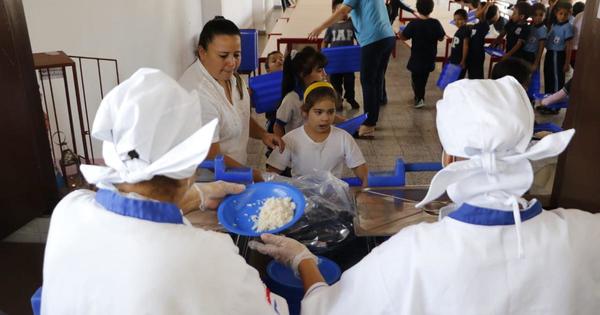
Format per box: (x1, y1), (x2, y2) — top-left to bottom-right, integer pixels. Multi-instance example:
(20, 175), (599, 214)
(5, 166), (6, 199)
(222, 0), (254, 28)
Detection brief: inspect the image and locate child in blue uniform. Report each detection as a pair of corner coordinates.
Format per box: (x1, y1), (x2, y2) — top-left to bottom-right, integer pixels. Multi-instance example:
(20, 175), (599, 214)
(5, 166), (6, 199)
(523, 3), (548, 71)
(544, 1), (573, 94)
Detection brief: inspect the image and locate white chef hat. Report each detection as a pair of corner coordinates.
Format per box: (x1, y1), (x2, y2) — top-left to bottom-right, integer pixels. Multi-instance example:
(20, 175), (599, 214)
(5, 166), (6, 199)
(417, 77), (575, 257)
(80, 68), (217, 187)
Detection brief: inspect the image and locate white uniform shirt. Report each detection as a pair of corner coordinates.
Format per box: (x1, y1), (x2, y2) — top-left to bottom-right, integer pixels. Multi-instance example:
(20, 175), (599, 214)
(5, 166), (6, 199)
(300, 203), (600, 315)
(267, 126), (365, 177)
(276, 91), (304, 134)
(41, 189), (287, 315)
(179, 60), (250, 164)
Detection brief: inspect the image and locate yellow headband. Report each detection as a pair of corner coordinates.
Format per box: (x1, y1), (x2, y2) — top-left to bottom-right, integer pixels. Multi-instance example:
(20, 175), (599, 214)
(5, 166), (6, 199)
(304, 81), (335, 100)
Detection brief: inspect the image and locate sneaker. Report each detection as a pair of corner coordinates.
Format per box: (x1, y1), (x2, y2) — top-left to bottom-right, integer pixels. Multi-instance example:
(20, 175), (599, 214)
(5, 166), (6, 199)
(347, 99), (360, 109)
(414, 98), (425, 109)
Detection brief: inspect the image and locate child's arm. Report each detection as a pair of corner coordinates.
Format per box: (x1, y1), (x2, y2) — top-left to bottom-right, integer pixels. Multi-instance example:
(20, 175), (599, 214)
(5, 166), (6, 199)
(533, 39), (546, 72)
(351, 164), (369, 187)
(503, 39), (525, 59)
(564, 39), (572, 73)
(461, 38), (470, 69)
(334, 114), (347, 124)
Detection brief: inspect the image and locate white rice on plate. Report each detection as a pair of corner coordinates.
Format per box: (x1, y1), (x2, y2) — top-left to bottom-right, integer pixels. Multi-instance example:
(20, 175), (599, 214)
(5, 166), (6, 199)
(251, 197), (296, 232)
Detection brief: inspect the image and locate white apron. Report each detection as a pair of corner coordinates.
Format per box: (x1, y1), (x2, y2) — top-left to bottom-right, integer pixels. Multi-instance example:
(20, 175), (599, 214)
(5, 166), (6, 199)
(300, 201), (600, 315)
(41, 189), (288, 314)
(179, 60), (251, 165)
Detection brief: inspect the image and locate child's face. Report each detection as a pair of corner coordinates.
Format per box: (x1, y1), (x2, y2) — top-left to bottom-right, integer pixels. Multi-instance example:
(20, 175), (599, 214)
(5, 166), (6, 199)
(304, 99), (336, 134)
(266, 53), (283, 73)
(532, 9), (546, 24)
(555, 8), (570, 23)
(454, 15), (466, 28)
(510, 8), (524, 22)
(302, 67), (326, 86)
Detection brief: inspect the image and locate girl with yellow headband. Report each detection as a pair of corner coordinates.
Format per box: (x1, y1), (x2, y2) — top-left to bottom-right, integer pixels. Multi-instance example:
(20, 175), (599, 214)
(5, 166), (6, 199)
(267, 82), (369, 186)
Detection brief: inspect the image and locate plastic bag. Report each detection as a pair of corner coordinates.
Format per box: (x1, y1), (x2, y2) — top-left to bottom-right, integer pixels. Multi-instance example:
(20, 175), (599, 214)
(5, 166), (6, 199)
(263, 171), (357, 253)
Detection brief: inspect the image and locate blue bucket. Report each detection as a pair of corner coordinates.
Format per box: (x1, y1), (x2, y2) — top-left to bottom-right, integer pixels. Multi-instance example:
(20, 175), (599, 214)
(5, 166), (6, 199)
(239, 29), (258, 73)
(437, 63), (462, 90)
(335, 113), (367, 135)
(266, 257), (341, 315)
(249, 71), (283, 113)
(322, 45), (361, 74)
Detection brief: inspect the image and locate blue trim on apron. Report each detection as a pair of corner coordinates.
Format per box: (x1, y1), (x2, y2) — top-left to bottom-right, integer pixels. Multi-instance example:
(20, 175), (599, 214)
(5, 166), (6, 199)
(95, 189), (184, 224)
(448, 201), (543, 226)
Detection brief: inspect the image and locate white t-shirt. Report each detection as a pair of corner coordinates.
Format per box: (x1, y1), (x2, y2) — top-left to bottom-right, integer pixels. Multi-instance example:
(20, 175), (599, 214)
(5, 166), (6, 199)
(276, 91), (304, 134)
(179, 60), (250, 164)
(267, 126), (365, 177)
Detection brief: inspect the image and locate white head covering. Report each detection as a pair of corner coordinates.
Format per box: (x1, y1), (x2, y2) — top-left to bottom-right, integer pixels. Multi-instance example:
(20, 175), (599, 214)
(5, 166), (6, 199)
(80, 68), (217, 188)
(417, 77), (575, 257)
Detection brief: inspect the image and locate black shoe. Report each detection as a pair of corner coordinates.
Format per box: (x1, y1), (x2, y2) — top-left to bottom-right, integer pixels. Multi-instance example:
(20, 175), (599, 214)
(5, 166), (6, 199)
(347, 99), (360, 109)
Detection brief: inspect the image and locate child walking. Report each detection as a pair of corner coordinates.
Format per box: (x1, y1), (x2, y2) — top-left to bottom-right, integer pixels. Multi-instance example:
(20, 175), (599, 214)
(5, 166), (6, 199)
(397, 0), (445, 108)
(267, 82), (369, 186)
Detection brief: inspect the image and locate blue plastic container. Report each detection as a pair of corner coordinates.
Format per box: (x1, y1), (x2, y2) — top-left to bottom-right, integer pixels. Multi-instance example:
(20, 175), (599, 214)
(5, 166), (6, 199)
(322, 45), (361, 74)
(485, 46), (505, 57)
(249, 71), (283, 113)
(31, 286), (42, 315)
(528, 70), (541, 98)
(437, 63), (463, 90)
(534, 122), (563, 133)
(217, 182), (306, 236)
(335, 113), (367, 135)
(267, 257), (341, 315)
(239, 29), (258, 73)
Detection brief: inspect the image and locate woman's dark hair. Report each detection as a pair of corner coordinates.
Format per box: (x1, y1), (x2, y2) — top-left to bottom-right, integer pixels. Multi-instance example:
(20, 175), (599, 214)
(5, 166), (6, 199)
(301, 86), (338, 112)
(416, 0), (434, 16)
(573, 1), (585, 16)
(281, 46), (328, 99)
(491, 57), (532, 88)
(454, 9), (468, 20)
(198, 16), (240, 50)
(485, 4), (499, 22)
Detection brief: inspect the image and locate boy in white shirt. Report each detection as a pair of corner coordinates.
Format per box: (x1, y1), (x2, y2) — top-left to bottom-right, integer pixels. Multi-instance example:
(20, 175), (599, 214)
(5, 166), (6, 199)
(267, 82), (368, 186)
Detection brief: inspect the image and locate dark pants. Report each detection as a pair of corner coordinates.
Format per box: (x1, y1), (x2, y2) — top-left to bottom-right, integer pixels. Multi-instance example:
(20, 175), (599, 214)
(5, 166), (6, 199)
(544, 50), (566, 93)
(330, 72), (356, 101)
(411, 71), (430, 101)
(467, 58), (484, 79)
(361, 36), (395, 126)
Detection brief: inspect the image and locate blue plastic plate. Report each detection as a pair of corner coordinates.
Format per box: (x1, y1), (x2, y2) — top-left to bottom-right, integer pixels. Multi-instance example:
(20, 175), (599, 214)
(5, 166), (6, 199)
(217, 182), (306, 236)
(485, 46), (505, 57)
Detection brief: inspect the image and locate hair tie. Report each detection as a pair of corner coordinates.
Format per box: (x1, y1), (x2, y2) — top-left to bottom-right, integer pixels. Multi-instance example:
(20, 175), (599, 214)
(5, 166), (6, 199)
(303, 81), (335, 100)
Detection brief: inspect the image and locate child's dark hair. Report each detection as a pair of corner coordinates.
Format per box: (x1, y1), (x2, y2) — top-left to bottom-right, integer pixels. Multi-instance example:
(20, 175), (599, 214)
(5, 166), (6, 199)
(281, 46), (328, 99)
(532, 3), (546, 16)
(198, 16), (240, 50)
(301, 86), (338, 112)
(491, 57), (532, 87)
(555, 1), (572, 13)
(454, 9), (468, 20)
(265, 50), (282, 71)
(573, 2), (585, 16)
(485, 4), (499, 22)
(416, 0), (435, 16)
(513, 2), (532, 19)
(332, 0), (343, 10)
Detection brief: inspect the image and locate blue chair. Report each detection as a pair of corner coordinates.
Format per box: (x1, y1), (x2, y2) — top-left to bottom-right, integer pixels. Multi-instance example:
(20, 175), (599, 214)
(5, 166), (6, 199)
(31, 286), (42, 315)
(342, 159), (443, 187)
(239, 29), (258, 73)
(198, 155), (253, 184)
(437, 63), (462, 90)
(335, 114), (367, 135)
(248, 71), (283, 114)
(322, 45), (361, 74)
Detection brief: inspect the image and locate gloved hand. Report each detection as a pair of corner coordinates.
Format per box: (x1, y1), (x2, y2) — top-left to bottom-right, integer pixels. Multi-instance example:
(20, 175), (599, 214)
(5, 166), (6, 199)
(249, 234), (317, 275)
(193, 180), (245, 211)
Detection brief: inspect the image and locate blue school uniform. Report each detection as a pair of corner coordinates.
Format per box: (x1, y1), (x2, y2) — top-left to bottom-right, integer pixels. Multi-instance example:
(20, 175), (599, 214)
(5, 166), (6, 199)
(544, 21), (574, 93)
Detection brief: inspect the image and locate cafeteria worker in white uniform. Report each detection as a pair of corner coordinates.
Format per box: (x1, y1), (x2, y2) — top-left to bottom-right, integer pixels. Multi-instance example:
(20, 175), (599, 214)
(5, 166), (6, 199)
(179, 17), (284, 182)
(251, 77), (600, 314)
(41, 69), (289, 315)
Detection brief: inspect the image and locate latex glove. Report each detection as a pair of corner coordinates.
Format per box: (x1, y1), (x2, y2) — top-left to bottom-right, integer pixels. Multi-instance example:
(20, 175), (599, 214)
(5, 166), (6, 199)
(249, 234), (317, 275)
(194, 181), (245, 211)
